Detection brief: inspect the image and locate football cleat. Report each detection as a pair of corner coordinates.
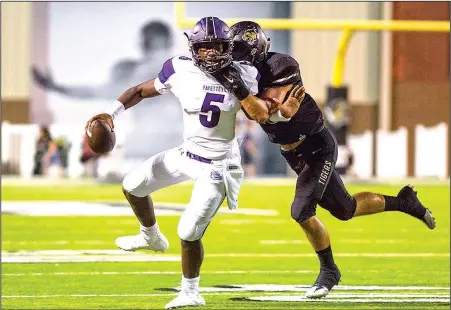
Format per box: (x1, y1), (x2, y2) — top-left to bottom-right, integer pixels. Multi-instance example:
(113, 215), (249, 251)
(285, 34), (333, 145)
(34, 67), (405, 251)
(305, 284), (330, 299)
(115, 230), (169, 252)
(306, 265), (341, 299)
(398, 185), (436, 229)
(422, 208), (436, 230)
(165, 291), (205, 309)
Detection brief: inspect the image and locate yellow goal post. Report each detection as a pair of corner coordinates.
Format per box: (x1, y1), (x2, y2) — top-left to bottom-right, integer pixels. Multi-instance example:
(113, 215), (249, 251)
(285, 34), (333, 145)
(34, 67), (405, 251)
(174, 2), (449, 87)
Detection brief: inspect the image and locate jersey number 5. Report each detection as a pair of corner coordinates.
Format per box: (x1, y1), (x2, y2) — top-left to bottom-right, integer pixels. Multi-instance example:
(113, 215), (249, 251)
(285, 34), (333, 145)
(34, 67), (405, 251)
(199, 93), (224, 128)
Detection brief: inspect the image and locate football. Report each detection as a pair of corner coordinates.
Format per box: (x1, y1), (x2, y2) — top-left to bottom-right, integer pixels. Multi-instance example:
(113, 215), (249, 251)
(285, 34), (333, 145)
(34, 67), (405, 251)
(86, 119), (116, 155)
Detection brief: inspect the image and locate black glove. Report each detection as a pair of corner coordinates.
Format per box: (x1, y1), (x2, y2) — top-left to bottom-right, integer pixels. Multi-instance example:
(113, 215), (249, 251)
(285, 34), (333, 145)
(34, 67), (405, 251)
(211, 65), (250, 101)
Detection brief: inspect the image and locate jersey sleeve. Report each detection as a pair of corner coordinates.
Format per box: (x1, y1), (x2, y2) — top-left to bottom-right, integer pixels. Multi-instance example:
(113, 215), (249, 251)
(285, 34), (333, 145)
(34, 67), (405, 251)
(154, 57), (177, 95)
(268, 56), (302, 87)
(234, 62), (260, 96)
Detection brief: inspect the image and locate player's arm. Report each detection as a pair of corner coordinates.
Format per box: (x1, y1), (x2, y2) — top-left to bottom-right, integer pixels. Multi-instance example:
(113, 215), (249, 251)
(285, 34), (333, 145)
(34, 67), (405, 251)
(212, 65), (303, 123)
(118, 79), (160, 109)
(240, 89), (304, 123)
(239, 93), (278, 123)
(260, 83), (306, 119)
(85, 79), (160, 132)
(85, 57), (176, 132)
(211, 66), (276, 123)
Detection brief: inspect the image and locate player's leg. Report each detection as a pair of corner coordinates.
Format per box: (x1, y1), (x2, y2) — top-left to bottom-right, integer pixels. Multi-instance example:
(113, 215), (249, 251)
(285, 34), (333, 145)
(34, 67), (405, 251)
(353, 187), (435, 228)
(117, 147), (189, 252)
(165, 164), (226, 309)
(121, 189), (156, 227)
(282, 131), (341, 299)
(290, 163), (341, 299)
(320, 170), (435, 229)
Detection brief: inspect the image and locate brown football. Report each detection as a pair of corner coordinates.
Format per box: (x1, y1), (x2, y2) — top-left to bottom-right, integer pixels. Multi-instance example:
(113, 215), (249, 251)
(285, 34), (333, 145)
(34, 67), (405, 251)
(86, 119), (116, 155)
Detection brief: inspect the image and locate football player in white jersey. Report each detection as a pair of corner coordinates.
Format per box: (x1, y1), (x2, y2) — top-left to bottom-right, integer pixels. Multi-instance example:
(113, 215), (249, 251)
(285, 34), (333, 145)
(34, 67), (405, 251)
(86, 16), (303, 309)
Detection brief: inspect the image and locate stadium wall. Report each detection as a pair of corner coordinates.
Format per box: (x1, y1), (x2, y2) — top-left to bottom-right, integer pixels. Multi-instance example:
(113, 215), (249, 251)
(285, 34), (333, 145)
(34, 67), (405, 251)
(1, 2), (32, 124)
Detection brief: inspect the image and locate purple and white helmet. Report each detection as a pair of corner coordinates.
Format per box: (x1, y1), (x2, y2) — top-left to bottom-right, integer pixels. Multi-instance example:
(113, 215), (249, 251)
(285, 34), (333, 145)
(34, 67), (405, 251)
(187, 17), (233, 73)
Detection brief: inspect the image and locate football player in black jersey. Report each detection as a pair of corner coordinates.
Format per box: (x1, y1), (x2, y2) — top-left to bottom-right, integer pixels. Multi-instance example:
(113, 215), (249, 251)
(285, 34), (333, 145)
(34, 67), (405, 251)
(211, 21), (436, 299)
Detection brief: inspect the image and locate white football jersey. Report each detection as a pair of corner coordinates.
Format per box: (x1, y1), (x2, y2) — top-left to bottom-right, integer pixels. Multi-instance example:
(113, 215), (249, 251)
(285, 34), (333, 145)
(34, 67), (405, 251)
(154, 55), (259, 159)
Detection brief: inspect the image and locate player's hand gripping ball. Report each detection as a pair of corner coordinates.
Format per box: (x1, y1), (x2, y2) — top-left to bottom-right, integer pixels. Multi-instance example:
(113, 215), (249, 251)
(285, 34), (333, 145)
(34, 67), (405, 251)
(85, 113), (116, 155)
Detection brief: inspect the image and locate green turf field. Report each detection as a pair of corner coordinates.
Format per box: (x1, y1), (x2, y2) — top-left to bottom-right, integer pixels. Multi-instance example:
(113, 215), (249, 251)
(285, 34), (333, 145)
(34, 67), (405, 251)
(2, 181), (450, 309)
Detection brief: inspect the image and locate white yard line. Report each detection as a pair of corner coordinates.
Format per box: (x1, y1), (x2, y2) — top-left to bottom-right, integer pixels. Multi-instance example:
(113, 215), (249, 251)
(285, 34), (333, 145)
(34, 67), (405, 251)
(2, 240), (110, 245)
(4, 250), (449, 257)
(2, 270), (445, 277)
(212, 284), (450, 292)
(3, 292), (450, 302)
(206, 253), (450, 258)
(2, 250), (448, 263)
(1, 293), (229, 299)
(2, 250), (180, 263)
(2, 201), (277, 217)
(2, 283), (449, 301)
(3, 256), (180, 263)
(260, 239), (445, 245)
(248, 296), (450, 303)
(3, 270), (316, 277)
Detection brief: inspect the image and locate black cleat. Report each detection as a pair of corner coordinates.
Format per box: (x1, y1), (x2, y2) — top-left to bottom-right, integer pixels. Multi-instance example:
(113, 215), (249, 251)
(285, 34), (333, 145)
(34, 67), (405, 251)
(397, 185), (436, 229)
(305, 265), (341, 299)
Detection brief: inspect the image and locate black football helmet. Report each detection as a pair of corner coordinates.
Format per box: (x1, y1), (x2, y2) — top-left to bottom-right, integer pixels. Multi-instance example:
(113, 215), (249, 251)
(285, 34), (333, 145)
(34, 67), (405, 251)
(230, 21), (270, 65)
(186, 17), (233, 73)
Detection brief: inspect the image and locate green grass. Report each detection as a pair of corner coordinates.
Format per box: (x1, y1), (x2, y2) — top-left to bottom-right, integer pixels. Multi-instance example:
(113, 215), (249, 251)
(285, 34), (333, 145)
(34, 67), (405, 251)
(1, 183), (450, 309)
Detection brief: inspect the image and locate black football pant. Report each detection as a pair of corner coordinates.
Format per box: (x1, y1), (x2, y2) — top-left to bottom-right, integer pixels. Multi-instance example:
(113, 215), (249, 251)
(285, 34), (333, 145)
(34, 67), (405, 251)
(281, 126), (357, 223)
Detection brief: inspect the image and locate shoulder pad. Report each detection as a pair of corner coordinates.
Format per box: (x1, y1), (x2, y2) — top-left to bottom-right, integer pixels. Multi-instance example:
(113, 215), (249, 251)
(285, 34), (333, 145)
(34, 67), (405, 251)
(267, 54), (302, 87)
(158, 58), (176, 83)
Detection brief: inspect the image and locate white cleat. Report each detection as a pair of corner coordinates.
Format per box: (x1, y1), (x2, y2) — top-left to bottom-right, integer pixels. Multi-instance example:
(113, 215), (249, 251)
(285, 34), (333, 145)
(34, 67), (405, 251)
(165, 291), (205, 309)
(115, 231), (169, 252)
(305, 284), (330, 299)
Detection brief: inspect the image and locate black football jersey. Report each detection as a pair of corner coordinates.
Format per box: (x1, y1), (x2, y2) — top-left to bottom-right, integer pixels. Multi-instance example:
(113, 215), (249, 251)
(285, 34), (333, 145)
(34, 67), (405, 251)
(257, 52), (324, 145)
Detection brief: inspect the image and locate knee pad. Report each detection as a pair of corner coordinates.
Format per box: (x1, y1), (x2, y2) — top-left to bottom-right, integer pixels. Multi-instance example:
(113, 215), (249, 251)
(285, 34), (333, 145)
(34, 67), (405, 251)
(330, 198), (356, 221)
(291, 197), (316, 223)
(177, 211), (209, 242)
(122, 169), (149, 198)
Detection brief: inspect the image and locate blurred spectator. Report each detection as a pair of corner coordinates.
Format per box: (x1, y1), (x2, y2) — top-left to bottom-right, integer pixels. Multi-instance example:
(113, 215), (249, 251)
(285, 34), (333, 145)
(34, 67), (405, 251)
(54, 136), (71, 175)
(236, 112), (258, 177)
(33, 126), (52, 176)
(241, 120), (257, 177)
(33, 126), (65, 178)
(44, 139), (62, 178)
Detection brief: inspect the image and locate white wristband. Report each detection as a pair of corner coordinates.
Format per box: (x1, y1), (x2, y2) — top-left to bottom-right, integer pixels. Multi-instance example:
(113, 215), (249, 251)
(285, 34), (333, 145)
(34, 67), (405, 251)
(104, 100), (125, 120)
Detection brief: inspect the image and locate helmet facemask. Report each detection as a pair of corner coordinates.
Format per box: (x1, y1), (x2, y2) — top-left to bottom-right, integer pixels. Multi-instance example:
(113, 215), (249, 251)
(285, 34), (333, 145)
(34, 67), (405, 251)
(190, 40), (233, 73)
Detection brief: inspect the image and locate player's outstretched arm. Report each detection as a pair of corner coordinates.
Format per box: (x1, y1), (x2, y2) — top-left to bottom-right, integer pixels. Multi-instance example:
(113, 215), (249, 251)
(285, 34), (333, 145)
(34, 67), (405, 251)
(85, 79), (160, 132)
(261, 84), (306, 119)
(212, 65), (304, 123)
(239, 93), (277, 123)
(117, 79), (160, 109)
(212, 66), (276, 123)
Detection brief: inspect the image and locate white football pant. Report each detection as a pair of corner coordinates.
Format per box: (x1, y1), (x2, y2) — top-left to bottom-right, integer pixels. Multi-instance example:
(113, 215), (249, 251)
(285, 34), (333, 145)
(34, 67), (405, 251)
(122, 142), (243, 241)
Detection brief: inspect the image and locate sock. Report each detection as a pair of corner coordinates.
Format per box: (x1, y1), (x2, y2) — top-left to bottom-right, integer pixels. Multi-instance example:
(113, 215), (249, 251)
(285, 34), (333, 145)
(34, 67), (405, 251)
(384, 194), (425, 219)
(140, 222), (159, 239)
(383, 195), (400, 211)
(316, 245), (336, 269)
(181, 276), (200, 293)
